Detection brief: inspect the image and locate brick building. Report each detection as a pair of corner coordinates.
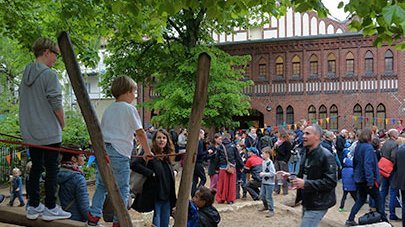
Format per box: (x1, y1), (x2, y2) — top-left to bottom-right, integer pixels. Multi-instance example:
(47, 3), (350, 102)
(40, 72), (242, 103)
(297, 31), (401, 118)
(216, 10), (405, 131)
(140, 10), (405, 131)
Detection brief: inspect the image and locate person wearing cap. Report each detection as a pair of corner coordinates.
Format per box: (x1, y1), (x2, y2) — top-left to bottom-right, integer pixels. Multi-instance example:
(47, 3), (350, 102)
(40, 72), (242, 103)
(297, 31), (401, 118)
(244, 147), (263, 201)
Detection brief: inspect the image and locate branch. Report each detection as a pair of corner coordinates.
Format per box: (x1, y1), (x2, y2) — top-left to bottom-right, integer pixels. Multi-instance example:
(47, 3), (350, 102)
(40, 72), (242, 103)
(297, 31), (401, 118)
(167, 18), (183, 37)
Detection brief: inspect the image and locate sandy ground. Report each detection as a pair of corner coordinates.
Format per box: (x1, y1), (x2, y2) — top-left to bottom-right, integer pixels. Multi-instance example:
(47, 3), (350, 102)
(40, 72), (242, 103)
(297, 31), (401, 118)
(0, 176), (403, 227)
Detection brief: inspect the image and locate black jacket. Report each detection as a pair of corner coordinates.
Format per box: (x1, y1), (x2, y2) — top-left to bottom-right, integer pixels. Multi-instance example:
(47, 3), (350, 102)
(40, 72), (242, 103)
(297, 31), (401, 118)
(392, 144), (405, 190)
(131, 158), (176, 212)
(216, 140), (243, 168)
(275, 140), (292, 162)
(198, 205), (221, 227)
(206, 145), (220, 176)
(295, 144), (337, 210)
(336, 135), (346, 154)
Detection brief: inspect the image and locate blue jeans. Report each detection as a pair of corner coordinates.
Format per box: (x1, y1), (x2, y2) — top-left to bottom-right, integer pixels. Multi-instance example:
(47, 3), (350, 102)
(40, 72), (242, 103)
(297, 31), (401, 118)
(153, 199), (171, 227)
(260, 184), (275, 211)
(9, 190), (25, 206)
(380, 175), (398, 218)
(348, 183), (388, 222)
(89, 143), (130, 222)
(300, 209), (328, 227)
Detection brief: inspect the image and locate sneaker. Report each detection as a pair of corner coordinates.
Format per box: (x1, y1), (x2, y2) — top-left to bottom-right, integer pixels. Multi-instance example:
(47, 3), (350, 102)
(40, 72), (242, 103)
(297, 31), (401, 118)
(113, 222), (120, 227)
(345, 220), (357, 226)
(18, 203), (25, 207)
(87, 212), (101, 226)
(339, 208), (347, 212)
(26, 203), (45, 220)
(266, 211), (275, 218)
(41, 205), (71, 221)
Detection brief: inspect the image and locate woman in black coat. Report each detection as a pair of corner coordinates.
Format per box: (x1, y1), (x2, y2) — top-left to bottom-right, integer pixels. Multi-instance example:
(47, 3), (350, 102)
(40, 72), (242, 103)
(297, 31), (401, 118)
(391, 144), (405, 227)
(131, 129), (176, 227)
(206, 133), (222, 190)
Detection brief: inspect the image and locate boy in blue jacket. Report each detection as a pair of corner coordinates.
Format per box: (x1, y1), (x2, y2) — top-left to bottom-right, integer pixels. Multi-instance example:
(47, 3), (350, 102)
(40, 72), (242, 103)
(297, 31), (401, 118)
(339, 154), (357, 212)
(8, 168), (25, 207)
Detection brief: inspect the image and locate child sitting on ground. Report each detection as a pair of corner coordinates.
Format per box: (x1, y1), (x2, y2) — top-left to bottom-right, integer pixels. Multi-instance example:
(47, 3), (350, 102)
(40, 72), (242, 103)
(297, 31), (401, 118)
(258, 147), (276, 217)
(8, 168), (25, 207)
(192, 186), (221, 227)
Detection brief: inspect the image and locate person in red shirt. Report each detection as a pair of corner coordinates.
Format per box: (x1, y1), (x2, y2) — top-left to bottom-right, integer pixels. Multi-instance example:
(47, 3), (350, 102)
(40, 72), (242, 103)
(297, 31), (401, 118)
(244, 147), (263, 200)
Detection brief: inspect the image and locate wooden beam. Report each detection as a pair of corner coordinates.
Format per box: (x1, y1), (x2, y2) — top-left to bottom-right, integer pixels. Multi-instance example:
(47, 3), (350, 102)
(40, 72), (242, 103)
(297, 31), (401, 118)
(174, 53), (211, 227)
(57, 32), (132, 227)
(0, 206), (86, 227)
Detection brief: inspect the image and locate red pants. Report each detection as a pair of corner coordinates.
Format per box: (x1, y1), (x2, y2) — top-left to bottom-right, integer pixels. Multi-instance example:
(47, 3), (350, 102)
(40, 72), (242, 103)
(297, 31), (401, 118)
(215, 169), (236, 203)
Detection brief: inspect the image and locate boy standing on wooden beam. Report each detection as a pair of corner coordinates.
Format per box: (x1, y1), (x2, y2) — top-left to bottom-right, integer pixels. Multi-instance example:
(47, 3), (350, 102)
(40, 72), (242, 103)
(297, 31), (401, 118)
(19, 37), (71, 221)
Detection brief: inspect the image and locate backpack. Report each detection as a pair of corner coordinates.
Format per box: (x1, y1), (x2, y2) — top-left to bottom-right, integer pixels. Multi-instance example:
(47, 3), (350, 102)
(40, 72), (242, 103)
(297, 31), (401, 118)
(260, 136), (273, 150)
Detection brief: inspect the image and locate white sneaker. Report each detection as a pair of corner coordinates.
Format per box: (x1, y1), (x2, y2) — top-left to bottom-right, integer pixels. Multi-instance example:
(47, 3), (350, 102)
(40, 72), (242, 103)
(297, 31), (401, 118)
(41, 205), (71, 221)
(26, 203), (45, 220)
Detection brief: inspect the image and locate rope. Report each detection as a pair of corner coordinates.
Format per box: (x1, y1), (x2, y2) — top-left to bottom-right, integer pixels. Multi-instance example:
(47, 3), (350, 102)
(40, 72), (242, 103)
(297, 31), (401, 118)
(0, 133), (186, 159)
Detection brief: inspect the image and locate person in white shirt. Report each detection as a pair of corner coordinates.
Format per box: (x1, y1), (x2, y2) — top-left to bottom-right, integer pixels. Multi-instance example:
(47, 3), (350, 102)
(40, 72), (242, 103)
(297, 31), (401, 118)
(88, 76), (152, 227)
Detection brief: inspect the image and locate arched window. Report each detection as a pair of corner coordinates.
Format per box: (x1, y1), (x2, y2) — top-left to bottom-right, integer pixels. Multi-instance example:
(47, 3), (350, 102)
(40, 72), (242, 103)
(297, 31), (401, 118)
(346, 52), (354, 75)
(275, 56), (284, 79)
(258, 58), (267, 81)
(384, 50), (394, 73)
(310, 54), (318, 76)
(327, 53), (336, 75)
(353, 104), (362, 129)
(377, 104), (386, 129)
(276, 106), (284, 126)
(292, 55), (301, 78)
(286, 106), (294, 125)
(365, 104), (374, 128)
(365, 51), (374, 75)
(330, 105), (338, 131)
(319, 105), (327, 129)
(308, 105), (316, 123)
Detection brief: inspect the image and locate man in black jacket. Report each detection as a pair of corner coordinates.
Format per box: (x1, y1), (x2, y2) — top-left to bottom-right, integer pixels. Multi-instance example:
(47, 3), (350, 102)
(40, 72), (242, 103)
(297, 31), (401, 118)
(287, 124), (337, 227)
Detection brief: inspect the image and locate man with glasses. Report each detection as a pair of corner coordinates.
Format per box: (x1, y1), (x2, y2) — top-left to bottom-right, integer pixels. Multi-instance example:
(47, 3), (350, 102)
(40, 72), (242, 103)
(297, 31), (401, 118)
(19, 37), (70, 221)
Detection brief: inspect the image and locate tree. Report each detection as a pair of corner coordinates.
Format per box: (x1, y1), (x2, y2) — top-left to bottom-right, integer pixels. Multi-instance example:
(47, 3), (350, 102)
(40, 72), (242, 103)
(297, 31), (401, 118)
(340, 0), (405, 48)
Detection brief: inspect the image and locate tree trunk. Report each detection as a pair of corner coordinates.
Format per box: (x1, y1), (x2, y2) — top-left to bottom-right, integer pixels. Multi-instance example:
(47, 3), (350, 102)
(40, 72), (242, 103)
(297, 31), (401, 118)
(174, 53), (211, 227)
(57, 32), (132, 227)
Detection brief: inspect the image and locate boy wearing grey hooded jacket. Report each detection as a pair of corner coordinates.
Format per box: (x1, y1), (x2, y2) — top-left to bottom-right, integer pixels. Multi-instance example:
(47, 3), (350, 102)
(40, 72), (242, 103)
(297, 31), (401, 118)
(19, 37), (70, 221)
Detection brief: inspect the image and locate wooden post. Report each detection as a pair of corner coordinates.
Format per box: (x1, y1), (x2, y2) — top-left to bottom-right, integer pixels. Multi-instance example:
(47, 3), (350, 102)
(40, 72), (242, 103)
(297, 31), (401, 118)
(174, 53), (211, 227)
(57, 32), (132, 227)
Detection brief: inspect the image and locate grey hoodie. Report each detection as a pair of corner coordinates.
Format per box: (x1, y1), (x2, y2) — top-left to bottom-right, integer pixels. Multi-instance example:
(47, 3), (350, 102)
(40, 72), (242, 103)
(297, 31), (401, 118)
(19, 62), (63, 145)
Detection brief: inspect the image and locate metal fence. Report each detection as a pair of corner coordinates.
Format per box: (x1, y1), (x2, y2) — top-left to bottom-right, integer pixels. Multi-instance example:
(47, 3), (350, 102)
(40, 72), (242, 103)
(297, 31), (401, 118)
(0, 146), (28, 184)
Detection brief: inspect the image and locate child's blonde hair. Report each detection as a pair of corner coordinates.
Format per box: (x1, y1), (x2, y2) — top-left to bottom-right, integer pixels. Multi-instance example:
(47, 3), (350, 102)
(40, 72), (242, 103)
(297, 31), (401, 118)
(12, 168), (21, 176)
(111, 76), (137, 99)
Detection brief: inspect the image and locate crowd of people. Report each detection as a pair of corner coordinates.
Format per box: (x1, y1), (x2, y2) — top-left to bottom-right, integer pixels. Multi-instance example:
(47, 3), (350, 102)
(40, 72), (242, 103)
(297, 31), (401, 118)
(1, 36), (403, 227)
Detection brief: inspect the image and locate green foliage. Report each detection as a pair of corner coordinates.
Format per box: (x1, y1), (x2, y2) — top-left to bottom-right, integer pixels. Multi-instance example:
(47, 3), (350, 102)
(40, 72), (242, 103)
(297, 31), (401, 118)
(340, 0), (405, 49)
(148, 46), (252, 128)
(62, 110), (90, 148)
